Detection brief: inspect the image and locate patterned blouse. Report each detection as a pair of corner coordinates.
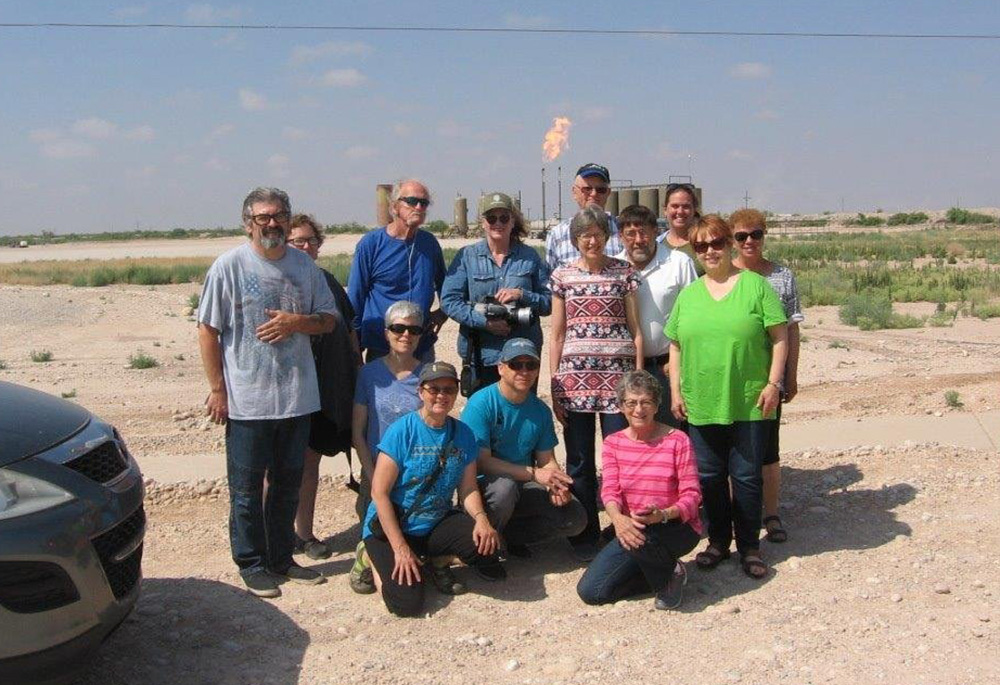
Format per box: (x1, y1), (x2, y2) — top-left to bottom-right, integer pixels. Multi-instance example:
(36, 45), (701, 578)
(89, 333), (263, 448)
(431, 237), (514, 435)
(550, 258), (641, 413)
(765, 263), (804, 323)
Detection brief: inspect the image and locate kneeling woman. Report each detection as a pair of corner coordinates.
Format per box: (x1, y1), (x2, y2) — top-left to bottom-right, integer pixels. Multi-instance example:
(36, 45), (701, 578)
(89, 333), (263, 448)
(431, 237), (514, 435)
(363, 361), (504, 617)
(577, 371), (703, 610)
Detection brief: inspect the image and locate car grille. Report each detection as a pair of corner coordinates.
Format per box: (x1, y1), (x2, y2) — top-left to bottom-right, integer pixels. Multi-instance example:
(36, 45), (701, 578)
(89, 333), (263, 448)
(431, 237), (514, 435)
(0, 561), (80, 613)
(65, 440), (128, 484)
(91, 507), (145, 600)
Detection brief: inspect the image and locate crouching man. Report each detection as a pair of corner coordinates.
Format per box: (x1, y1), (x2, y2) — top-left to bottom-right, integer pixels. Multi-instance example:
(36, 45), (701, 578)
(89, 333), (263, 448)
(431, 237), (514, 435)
(460, 338), (587, 559)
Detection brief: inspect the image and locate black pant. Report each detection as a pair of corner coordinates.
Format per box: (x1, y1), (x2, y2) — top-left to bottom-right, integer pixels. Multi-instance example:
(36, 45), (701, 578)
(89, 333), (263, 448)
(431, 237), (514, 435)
(563, 411), (629, 545)
(364, 512), (498, 617)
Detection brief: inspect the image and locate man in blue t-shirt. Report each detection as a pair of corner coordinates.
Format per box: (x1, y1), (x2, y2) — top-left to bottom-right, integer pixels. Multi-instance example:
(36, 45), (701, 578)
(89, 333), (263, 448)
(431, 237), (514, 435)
(460, 339), (586, 558)
(347, 179), (447, 362)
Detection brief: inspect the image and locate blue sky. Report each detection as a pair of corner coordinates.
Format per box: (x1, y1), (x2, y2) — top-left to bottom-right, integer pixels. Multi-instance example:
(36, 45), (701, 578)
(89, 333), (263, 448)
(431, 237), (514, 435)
(1, 1), (998, 235)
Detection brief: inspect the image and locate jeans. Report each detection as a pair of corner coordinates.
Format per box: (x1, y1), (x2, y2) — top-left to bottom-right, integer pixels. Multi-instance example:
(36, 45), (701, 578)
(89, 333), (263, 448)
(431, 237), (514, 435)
(563, 410), (629, 545)
(577, 520), (700, 605)
(688, 421), (772, 555)
(364, 512), (500, 617)
(642, 357), (686, 431)
(226, 416), (310, 577)
(479, 475), (588, 546)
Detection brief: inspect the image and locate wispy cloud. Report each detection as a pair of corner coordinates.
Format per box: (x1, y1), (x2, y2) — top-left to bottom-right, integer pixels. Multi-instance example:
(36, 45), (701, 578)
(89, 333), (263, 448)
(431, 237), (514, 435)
(289, 41), (371, 65)
(582, 106), (613, 122)
(124, 125), (156, 141)
(205, 156), (230, 172)
(731, 62), (772, 80)
(344, 145), (377, 161)
(29, 128), (62, 144)
(281, 126), (308, 141)
(206, 123), (235, 141)
(184, 4), (242, 23)
(41, 139), (97, 160)
(239, 88), (269, 111)
(503, 13), (551, 29)
(392, 123), (411, 137)
(267, 153), (291, 178)
(320, 68), (366, 88)
(73, 117), (118, 139)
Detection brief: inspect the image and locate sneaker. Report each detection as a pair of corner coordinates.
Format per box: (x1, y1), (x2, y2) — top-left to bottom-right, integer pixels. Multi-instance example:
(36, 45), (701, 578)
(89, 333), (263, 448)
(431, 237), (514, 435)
(301, 537), (333, 561)
(654, 562), (687, 610)
(505, 543), (532, 559)
(349, 542), (376, 595)
(275, 562), (326, 585)
(474, 562), (507, 582)
(571, 542), (599, 562)
(430, 564), (468, 595)
(242, 571), (281, 598)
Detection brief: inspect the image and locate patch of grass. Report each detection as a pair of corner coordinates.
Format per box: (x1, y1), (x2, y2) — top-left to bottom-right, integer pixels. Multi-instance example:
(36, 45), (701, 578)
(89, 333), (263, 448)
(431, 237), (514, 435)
(971, 302), (1000, 320)
(944, 390), (963, 408)
(927, 310), (955, 327)
(828, 340), (849, 350)
(128, 350), (159, 369)
(946, 207), (995, 225)
(187, 293), (200, 309)
(60, 389), (77, 399)
(887, 212), (929, 226)
(848, 213), (885, 227)
(30, 349), (54, 363)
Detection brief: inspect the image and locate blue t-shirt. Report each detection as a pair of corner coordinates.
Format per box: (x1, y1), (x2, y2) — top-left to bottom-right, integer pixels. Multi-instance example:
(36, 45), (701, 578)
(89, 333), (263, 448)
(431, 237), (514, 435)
(353, 359), (424, 460)
(459, 383), (558, 468)
(362, 413), (479, 538)
(347, 227), (445, 359)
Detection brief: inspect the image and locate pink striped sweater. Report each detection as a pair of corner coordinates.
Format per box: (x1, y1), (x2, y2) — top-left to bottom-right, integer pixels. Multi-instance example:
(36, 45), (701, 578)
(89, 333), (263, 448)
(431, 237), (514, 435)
(600, 429), (703, 534)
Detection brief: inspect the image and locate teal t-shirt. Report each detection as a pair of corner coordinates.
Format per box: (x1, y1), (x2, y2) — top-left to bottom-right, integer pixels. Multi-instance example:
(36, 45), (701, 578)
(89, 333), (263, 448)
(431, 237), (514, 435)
(664, 270), (787, 425)
(460, 383), (559, 467)
(362, 412), (478, 538)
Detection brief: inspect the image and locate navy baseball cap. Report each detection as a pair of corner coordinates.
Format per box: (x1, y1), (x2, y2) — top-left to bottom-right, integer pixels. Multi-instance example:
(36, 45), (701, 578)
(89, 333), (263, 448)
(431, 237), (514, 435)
(499, 338), (540, 363)
(576, 163), (610, 183)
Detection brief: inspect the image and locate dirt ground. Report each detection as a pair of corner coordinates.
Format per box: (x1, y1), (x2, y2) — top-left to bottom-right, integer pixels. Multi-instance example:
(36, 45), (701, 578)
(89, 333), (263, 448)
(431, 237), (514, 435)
(1, 236), (998, 684)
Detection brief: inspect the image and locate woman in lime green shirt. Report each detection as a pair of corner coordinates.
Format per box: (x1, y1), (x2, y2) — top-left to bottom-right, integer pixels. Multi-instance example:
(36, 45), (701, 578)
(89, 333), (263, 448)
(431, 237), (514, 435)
(665, 215), (787, 579)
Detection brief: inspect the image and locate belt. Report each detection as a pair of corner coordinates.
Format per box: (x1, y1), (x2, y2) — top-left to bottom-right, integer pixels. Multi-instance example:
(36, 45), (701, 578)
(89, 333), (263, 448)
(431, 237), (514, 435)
(644, 353), (669, 366)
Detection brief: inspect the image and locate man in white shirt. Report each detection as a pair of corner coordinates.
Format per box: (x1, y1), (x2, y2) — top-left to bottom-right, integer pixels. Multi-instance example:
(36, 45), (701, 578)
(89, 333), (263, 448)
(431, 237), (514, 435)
(544, 163), (624, 271)
(616, 204), (697, 427)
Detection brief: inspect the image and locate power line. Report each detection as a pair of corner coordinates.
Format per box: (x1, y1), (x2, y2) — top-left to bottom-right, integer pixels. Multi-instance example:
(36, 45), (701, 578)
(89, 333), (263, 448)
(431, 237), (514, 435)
(0, 22), (998, 40)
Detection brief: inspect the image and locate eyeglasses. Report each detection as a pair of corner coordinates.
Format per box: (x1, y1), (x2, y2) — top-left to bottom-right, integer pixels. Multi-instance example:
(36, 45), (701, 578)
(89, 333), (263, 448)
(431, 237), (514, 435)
(574, 184), (610, 196)
(622, 398), (658, 410)
(422, 384), (458, 396)
(387, 323), (424, 336)
(733, 229), (765, 243)
(250, 211), (291, 227)
(287, 237), (320, 248)
(484, 213), (511, 225)
(506, 359), (540, 372)
(620, 225), (653, 240)
(578, 232), (606, 244)
(399, 196), (430, 208)
(692, 237), (730, 253)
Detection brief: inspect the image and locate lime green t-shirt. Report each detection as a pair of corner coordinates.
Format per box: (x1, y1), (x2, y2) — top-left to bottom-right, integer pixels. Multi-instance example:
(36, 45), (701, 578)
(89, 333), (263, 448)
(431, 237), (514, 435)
(664, 270), (787, 425)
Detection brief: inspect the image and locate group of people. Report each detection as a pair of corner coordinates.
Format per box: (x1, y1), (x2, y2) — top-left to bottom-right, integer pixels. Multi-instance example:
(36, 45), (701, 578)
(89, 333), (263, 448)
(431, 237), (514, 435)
(198, 163), (803, 617)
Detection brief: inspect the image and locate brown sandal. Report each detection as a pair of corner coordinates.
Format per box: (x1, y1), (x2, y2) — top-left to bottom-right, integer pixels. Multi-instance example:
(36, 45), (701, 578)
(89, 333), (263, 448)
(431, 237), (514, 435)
(695, 545), (731, 570)
(741, 552), (768, 579)
(763, 515), (788, 543)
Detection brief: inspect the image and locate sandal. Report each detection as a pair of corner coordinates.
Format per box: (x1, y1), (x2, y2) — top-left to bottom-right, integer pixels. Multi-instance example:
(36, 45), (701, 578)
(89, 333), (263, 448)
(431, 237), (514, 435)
(740, 552), (768, 579)
(430, 564), (467, 596)
(763, 515), (788, 544)
(694, 545), (731, 570)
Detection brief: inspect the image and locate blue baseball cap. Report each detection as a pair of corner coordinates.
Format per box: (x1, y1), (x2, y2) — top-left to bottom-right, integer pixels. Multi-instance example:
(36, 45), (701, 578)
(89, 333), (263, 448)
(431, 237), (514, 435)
(576, 163), (610, 183)
(499, 338), (540, 363)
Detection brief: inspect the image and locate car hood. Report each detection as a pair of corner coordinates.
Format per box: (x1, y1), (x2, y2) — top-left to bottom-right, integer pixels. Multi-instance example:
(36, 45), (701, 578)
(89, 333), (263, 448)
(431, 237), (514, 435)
(0, 381), (92, 466)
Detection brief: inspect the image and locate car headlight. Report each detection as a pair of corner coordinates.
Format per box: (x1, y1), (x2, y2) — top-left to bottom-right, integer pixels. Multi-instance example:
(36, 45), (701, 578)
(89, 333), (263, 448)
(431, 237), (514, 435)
(0, 468), (76, 521)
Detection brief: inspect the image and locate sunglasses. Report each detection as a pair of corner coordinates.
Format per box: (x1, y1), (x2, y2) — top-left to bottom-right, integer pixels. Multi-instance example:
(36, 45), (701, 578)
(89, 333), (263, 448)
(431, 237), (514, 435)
(399, 196), (430, 208)
(506, 359), (540, 372)
(484, 213), (511, 225)
(387, 323), (424, 336)
(422, 384), (458, 396)
(575, 184), (610, 196)
(692, 237), (730, 254)
(734, 229), (765, 242)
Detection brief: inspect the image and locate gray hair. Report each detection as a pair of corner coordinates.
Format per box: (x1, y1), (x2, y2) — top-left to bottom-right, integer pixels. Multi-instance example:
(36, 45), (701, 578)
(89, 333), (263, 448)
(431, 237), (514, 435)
(569, 204), (610, 248)
(384, 300), (424, 326)
(616, 370), (662, 407)
(242, 187), (291, 225)
(390, 178), (432, 203)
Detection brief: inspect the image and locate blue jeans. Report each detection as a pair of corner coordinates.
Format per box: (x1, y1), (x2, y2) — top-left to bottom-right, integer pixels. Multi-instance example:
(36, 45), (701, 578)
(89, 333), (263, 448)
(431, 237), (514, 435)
(577, 520), (700, 605)
(226, 416), (310, 577)
(643, 356), (686, 431)
(688, 421), (772, 555)
(563, 410), (628, 545)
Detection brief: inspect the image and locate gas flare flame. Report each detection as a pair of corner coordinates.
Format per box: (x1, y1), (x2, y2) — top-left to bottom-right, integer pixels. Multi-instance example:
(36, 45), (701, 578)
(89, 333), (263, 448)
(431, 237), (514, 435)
(542, 116), (572, 162)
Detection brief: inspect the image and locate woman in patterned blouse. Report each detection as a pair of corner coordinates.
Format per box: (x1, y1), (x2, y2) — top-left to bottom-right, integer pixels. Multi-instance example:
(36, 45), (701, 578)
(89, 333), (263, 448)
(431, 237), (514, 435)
(549, 204), (644, 561)
(730, 209), (804, 545)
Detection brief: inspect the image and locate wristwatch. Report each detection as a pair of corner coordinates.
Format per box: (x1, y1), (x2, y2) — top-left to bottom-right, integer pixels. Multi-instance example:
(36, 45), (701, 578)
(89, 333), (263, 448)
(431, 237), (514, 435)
(767, 379), (785, 393)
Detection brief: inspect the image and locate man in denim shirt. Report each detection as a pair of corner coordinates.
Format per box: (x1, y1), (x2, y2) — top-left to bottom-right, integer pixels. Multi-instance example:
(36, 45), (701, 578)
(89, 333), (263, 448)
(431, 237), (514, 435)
(441, 192), (551, 393)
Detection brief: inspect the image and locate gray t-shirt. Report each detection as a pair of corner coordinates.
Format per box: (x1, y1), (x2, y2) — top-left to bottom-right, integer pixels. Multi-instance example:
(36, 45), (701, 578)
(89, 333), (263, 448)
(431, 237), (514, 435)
(199, 243), (337, 420)
(765, 263), (805, 323)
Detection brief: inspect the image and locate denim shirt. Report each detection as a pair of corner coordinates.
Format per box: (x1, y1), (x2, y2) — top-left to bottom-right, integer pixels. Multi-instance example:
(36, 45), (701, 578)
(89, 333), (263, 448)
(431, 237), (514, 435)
(440, 240), (552, 366)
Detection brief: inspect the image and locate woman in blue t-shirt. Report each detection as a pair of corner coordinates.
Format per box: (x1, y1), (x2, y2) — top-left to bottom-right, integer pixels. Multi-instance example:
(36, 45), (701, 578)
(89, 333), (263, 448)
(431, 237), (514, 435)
(358, 362), (504, 617)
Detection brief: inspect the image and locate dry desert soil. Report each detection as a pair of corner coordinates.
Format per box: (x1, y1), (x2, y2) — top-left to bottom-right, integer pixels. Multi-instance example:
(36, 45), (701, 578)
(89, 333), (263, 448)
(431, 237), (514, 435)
(1, 235), (998, 685)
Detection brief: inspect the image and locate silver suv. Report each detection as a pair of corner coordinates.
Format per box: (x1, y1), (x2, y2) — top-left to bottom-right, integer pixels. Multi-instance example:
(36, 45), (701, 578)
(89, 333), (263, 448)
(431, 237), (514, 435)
(0, 381), (145, 684)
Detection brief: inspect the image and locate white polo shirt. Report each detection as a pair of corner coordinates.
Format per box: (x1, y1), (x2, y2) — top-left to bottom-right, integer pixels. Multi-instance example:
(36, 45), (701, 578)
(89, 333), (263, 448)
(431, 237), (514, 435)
(617, 243), (698, 358)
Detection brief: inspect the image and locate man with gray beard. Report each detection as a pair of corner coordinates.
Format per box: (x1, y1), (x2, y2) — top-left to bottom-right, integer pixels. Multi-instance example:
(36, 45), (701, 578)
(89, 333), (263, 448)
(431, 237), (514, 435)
(198, 187), (339, 598)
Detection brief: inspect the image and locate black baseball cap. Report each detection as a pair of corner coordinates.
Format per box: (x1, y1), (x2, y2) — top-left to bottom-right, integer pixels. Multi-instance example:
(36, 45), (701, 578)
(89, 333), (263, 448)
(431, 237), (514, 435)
(576, 163), (610, 183)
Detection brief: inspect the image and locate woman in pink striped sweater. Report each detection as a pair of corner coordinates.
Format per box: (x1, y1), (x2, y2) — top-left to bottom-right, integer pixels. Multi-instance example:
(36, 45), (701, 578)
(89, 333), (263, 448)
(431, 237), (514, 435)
(576, 370), (703, 610)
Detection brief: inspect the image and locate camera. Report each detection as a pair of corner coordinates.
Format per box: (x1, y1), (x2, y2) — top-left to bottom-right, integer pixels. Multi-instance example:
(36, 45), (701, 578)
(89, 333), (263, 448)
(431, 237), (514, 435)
(472, 295), (536, 327)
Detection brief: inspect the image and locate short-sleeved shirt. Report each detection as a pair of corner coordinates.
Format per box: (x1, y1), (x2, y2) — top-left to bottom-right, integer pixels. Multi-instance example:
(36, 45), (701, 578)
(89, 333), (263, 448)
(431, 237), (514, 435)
(198, 243), (337, 420)
(460, 383), (558, 467)
(353, 359), (424, 460)
(362, 413), (478, 538)
(665, 271), (787, 425)
(550, 258), (641, 413)
(765, 263), (805, 323)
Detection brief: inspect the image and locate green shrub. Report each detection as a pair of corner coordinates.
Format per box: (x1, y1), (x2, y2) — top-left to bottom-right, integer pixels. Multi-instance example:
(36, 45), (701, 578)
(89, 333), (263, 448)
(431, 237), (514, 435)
(946, 207), (995, 225)
(944, 390), (963, 408)
(973, 302), (1000, 320)
(30, 349), (54, 363)
(927, 310), (954, 327)
(887, 212), (929, 226)
(839, 294), (923, 330)
(128, 350), (159, 369)
(850, 213), (885, 227)
(187, 293), (200, 309)
(828, 340), (849, 349)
